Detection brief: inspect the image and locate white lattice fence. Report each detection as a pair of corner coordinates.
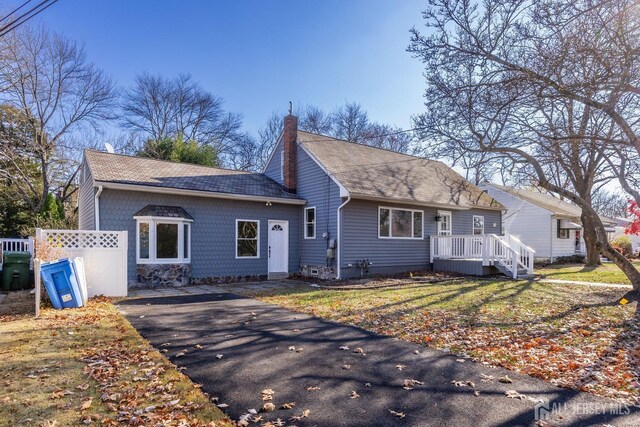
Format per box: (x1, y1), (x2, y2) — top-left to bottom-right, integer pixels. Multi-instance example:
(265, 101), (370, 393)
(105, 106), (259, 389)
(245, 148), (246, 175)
(36, 229), (128, 297)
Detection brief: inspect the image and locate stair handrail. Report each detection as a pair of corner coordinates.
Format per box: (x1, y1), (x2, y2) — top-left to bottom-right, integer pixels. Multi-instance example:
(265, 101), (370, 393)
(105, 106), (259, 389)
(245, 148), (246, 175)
(500, 233), (535, 274)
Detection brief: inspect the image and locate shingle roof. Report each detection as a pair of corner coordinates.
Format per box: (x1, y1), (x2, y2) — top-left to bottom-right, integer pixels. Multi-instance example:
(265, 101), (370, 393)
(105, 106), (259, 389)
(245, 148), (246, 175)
(486, 183), (616, 224)
(133, 205), (194, 220)
(297, 131), (503, 210)
(84, 150), (303, 201)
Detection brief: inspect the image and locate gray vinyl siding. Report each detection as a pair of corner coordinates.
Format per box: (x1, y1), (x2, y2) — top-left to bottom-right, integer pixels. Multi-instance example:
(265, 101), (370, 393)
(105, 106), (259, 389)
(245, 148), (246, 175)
(297, 147), (341, 266)
(98, 188), (300, 282)
(78, 160), (96, 230)
(263, 137), (284, 184)
(433, 260), (499, 276)
(339, 199), (502, 278)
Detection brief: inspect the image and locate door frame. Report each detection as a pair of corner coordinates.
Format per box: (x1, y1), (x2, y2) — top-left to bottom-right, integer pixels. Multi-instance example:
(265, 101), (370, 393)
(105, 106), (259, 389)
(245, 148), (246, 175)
(268, 220), (289, 274)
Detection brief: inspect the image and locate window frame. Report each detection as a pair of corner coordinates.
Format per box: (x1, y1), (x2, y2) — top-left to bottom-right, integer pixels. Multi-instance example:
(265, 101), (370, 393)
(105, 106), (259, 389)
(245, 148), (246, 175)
(236, 219), (261, 259)
(377, 206), (425, 240)
(437, 210), (452, 236)
(134, 217), (192, 264)
(557, 219), (570, 239)
(472, 215), (485, 235)
(304, 207), (316, 239)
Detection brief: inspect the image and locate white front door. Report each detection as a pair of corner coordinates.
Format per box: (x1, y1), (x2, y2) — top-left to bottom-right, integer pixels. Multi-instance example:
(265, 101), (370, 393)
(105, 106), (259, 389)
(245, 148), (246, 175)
(268, 220), (288, 274)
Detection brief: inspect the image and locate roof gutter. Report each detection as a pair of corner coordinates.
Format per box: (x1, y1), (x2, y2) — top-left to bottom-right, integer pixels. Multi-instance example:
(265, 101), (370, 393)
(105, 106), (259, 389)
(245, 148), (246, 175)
(335, 195), (351, 280)
(95, 181), (307, 205)
(94, 185), (103, 230)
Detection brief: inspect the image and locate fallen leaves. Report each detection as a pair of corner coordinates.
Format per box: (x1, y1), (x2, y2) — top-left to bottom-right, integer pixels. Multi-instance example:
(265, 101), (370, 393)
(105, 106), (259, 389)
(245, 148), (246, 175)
(505, 390), (527, 400)
(498, 375), (513, 384)
(262, 402), (276, 413)
(349, 391), (360, 399)
(389, 409), (406, 418)
(403, 379), (424, 390)
(280, 402), (296, 409)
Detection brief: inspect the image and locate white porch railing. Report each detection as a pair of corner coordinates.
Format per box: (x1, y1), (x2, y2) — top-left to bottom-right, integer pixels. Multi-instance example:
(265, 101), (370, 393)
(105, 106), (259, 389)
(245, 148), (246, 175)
(430, 234), (535, 278)
(0, 237), (35, 269)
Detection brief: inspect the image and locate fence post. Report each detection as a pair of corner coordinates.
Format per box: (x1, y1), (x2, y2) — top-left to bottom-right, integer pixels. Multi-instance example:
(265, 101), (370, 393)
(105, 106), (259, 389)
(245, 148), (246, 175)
(34, 259), (41, 318)
(121, 231), (128, 296)
(429, 236), (434, 264)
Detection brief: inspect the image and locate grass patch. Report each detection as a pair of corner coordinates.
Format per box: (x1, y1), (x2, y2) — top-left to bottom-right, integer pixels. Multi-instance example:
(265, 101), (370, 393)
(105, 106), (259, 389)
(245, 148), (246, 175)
(0, 298), (231, 427)
(536, 262), (640, 284)
(251, 279), (640, 404)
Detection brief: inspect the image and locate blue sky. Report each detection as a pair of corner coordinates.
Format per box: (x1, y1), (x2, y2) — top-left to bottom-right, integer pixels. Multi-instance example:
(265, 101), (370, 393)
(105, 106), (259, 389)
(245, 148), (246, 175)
(7, 0), (428, 135)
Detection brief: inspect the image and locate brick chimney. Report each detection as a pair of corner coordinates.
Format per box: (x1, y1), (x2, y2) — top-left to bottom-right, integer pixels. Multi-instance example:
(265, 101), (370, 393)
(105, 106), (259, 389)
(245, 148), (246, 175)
(282, 114), (298, 193)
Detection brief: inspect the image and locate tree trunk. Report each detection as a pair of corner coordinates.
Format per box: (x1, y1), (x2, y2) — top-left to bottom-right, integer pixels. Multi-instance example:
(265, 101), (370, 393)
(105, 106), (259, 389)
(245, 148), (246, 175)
(581, 212), (601, 266)
(602, 244), (640, 291)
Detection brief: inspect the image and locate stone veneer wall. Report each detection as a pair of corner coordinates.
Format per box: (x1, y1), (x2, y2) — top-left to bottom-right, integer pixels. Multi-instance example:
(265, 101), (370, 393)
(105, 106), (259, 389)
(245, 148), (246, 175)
(135, 263), (192, 288)
(192, 274), (268, 285)
(300, 265), (336, 280)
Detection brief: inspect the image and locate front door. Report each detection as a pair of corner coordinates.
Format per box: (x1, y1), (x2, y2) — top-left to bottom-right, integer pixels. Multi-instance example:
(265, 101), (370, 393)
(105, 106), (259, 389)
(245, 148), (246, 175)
(575, 230), (581, 253)
(268, 220), (289, 274)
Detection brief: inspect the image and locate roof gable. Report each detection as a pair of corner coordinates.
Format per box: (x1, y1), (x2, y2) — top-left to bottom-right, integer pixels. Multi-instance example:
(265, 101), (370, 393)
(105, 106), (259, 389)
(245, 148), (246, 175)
(297, 131), (502, 210)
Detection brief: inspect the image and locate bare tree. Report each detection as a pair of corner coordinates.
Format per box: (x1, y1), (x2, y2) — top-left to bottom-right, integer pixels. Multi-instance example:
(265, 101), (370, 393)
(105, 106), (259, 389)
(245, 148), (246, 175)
(0, 25), (117, 213)
(121, 73), (243, 165)
(408, 0), (640, 289)
(332, 102), (370, 143)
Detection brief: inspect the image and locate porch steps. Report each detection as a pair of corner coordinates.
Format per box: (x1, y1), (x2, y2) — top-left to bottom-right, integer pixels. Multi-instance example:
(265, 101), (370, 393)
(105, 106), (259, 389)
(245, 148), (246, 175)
(494, 263), (533, 280)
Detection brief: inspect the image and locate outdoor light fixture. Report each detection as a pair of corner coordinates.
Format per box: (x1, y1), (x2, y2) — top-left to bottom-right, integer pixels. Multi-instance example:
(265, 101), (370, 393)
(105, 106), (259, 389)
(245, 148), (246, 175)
(265, 201), (272, 206)
(435, 214), (442, 222)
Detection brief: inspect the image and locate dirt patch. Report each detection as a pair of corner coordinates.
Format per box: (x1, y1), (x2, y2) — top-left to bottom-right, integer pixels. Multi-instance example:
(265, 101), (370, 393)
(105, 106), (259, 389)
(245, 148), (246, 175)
(0, 290), (35, 317)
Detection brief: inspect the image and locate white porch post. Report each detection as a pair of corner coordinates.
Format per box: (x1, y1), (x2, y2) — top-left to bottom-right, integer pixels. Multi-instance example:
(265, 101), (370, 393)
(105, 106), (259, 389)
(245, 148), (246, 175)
(482, 235), (489, 266)
(429, 236), (434, 263)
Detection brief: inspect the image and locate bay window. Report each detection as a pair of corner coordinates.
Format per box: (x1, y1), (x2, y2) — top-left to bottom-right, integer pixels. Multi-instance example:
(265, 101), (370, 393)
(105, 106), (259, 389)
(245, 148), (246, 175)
(135, 217), (191, 264)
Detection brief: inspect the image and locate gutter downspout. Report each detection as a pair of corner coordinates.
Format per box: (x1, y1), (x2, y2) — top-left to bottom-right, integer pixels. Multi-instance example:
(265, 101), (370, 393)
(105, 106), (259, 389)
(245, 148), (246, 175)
(94, 185), (103, 231)
(336, 195), (351, 280)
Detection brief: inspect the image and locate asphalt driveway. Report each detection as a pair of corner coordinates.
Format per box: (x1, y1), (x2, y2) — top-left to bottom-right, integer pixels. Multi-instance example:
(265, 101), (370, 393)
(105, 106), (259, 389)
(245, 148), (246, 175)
(119, 290), (640, 427)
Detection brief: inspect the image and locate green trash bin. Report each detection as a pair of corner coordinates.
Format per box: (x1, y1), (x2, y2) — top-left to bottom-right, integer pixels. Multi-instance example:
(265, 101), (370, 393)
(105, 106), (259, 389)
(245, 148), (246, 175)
(2, 251), (32, 290)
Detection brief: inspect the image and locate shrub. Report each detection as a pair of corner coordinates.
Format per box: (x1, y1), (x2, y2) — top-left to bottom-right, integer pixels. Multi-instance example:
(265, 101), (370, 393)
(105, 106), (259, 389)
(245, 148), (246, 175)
(612, 235), (633, 258)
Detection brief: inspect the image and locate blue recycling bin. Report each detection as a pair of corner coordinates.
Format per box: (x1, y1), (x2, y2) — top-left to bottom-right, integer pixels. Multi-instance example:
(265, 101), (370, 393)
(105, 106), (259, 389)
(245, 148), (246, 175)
(40, 258), (84, 309)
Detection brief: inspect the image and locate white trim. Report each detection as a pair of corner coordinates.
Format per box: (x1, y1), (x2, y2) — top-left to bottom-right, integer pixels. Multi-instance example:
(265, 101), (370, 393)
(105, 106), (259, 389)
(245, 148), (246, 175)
(235, 219), (260, 259)
(377, 206), (425, 240)
(94, 185), (103, 230)
(296, 143), (350, 198)
(304, 206), (316, 239)
(336, 196), (351, 280)
(280, 150), (285, 182)
(472, 215), (485, 235)
(96, 181), (307, 205)
(437, 210), (452, 236)
(268, 220), (289, 274)
(135, 217), (191, 264)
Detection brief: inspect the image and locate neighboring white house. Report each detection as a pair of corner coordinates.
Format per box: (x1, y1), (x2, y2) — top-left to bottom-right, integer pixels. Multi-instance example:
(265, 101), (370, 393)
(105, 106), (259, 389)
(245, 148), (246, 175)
(480, 183), (616, 261)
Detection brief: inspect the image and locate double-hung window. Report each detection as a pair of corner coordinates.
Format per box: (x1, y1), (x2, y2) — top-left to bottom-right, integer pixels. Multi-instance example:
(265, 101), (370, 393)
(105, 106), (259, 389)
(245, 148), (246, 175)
(236, 220), (260, 258)
(304, 207), (316, 239)
(472, 215), (485, 235)
(135, 219), (191, 264)
(378, 207), (424, 239)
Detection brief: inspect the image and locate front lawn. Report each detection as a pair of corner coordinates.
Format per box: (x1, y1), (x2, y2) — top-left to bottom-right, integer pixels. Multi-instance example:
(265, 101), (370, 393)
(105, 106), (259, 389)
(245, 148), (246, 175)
(0, 298), (231, 427)
(536, 262), (640, 284)
(253, 279), (640, 404)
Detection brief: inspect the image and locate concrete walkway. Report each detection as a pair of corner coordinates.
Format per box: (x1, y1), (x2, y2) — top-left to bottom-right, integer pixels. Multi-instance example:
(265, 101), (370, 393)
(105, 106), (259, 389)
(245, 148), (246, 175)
(118, 291), (640, 427)
(128, 280), (308, 299)
(537, 277), (633, 289)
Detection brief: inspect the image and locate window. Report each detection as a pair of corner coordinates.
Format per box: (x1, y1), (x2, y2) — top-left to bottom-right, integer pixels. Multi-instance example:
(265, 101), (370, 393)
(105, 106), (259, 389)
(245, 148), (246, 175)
(378, 207), (424, 239)
(135, 219), (191, 264)
(473, 215), (485, 235)
(304, 207), (316, 239)
(236, 220), (260, 258)
(557, 220), (570, 239)
(437, 211), (452, 235)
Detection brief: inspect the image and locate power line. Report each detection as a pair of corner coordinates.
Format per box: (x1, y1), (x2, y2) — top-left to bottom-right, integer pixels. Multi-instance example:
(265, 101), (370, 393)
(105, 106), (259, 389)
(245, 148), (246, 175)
(0, 0), (33, 24)
(0, 0), (59, 38)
